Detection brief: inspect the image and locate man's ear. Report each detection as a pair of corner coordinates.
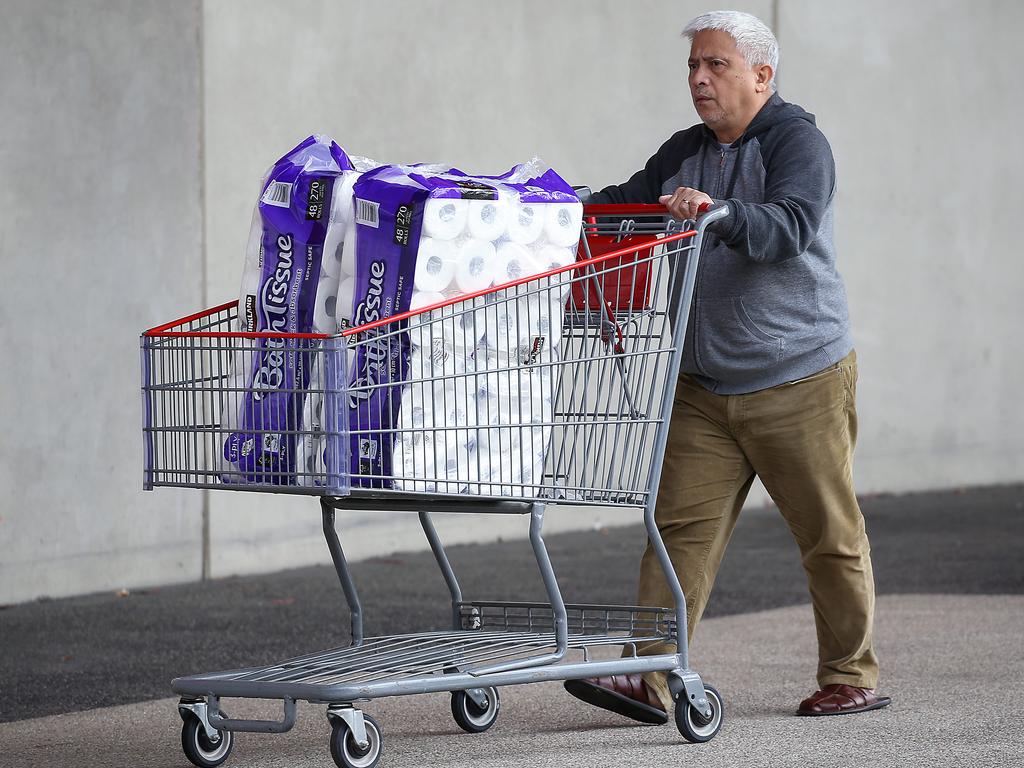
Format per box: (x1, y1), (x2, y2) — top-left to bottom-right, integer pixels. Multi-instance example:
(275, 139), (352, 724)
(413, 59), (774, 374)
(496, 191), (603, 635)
(755, 64), (774, 93)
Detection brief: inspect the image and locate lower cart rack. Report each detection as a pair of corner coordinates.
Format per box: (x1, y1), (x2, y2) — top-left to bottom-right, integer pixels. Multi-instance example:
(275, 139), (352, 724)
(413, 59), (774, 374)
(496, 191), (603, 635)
(175, 602), (676, 701)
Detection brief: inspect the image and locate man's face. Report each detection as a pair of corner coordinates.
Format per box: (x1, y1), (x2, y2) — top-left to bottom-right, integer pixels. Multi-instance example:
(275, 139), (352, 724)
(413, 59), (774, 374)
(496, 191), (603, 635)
(688, 29), (767, 141)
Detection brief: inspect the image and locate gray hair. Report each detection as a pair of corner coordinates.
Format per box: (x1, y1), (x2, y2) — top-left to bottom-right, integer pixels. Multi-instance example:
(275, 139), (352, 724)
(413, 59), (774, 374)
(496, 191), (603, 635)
(682, 10), (779, 92)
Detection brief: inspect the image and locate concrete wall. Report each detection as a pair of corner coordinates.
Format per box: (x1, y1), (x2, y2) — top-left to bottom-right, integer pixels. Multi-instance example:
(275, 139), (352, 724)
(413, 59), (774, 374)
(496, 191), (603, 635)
(777, 0), (1024, 490)
(2, 0), (1021, 603)
(0, 0), (205, 603)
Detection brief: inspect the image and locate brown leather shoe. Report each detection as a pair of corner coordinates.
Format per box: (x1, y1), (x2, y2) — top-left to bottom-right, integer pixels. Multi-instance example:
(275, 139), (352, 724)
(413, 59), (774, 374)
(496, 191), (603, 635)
(563, 674), (668, 725)
(797, 684), (892, 716)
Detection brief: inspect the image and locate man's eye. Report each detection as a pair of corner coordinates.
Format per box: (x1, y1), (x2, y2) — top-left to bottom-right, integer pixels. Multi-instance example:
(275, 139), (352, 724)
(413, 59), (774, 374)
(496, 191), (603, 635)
(712, 60), (726, 68)
(687, 62), (697, 70)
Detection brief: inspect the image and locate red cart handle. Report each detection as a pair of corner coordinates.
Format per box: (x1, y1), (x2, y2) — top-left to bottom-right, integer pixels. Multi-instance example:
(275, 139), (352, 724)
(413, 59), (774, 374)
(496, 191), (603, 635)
(583, 202), (711, 216)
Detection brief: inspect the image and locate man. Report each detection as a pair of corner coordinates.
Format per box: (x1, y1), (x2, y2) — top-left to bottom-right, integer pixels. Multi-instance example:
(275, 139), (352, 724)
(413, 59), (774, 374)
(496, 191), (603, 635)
(564, 10), (890, 720)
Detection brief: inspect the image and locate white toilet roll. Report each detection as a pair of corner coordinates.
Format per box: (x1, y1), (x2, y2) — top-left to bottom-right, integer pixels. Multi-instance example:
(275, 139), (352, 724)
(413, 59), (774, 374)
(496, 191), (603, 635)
(453, 239), (497, 294)
(472, 352), (524, 404)
(340, 222), (357, 277)
(467, 199), (508, 241)
(505, 203), (545, 244)
(394, 434), (437, 493)
(320, 224), (345, 279)
(336, 277), (357, 329)
(534, 243), (576, 298)
(518, 293), (563, 346)
(313, 275), (340, 334)
(295, 387), (326, 486)
(294, 434), (324, 487)
(407, 340), (464, 381)
(422, 198), (469, 240)
(334, 171), (360, 224)
(407, 290), (445, 349)
(484, 297), (534, 353)
(432, 295), (486, 354)
(493, 242), (542, 286)
(535, 243), (576, 271)
(414, 238), (457, 293)
(543, 202), (584, 247)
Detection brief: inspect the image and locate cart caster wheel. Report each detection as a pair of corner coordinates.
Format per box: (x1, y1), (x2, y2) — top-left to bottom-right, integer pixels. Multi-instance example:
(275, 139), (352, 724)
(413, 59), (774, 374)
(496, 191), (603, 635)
(451, 687), (500, 733)
(181, 713), (234, 768)
(675, 683), (723, 743)
(330, 713), (382, 768)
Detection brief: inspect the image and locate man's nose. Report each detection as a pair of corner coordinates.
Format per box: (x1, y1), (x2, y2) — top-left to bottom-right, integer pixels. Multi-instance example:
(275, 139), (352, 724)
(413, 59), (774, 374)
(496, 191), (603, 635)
(689, 65), (708, 87)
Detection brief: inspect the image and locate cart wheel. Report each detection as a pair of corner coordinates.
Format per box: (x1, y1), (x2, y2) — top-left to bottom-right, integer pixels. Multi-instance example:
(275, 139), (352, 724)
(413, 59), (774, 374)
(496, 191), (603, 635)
(329, 713), (382, 768)
(181, 713), (234, 768)
(451, 687), (500, 733)
(675, 683), (724, 743)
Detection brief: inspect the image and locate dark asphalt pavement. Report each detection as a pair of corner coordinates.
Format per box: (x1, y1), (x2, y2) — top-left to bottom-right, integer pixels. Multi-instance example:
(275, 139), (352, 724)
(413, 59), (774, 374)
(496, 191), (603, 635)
(1, 484), (1021, 723)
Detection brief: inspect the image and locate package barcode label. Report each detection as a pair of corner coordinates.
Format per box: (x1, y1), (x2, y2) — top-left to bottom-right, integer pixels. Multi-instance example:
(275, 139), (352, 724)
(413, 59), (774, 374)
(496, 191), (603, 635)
(355, 198), (380, 228)
(261, 181), (292, 208)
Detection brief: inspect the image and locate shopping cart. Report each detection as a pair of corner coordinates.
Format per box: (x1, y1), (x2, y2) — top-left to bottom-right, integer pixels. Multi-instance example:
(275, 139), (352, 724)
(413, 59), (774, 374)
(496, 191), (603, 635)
(140, 203), (730, 768)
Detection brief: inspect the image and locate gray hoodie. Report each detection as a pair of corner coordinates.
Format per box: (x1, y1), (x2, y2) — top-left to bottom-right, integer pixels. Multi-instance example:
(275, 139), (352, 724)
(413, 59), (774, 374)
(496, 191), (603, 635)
(590, 93), (852, 394)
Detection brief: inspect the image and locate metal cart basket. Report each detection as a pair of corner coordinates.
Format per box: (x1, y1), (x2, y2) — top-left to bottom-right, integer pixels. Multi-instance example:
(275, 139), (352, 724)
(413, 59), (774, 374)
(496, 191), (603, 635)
(140, 203), (730, 767)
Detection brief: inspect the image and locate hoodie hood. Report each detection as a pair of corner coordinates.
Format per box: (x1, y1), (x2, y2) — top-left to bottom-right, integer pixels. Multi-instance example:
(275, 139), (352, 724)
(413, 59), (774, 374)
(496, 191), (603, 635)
(708, 93), (816, 200)
(706, 93), (816, 145)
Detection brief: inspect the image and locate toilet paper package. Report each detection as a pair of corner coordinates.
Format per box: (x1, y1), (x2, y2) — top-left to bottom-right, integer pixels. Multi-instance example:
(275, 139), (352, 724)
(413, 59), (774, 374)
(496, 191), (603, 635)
(220, 135), (354, 487)
(348, 160), (579, 492)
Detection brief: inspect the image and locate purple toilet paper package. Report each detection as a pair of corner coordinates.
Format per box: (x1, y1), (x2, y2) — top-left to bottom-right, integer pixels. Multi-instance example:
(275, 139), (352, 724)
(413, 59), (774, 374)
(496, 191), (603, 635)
(345, 160), (579, 488)
(221, 135), (353, 485)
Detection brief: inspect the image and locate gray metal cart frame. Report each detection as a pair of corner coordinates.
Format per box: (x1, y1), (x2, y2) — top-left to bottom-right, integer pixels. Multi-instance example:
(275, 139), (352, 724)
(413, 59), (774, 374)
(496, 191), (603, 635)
(141, 204), (730, 768)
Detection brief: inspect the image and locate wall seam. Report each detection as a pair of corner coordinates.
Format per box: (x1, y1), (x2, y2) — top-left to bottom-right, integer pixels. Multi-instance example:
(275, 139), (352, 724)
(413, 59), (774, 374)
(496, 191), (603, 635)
(198, 0), (211, 582)
(772, 0), (781, 90)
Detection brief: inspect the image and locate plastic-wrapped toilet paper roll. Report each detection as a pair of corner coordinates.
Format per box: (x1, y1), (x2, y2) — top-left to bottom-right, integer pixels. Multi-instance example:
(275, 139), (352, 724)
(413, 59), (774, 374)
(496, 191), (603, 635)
(407, 290), (445, 348)
(334, 171), (360, 224)
(436, 296), (487, 353)
(407, 341), (465, 381)
(519, 294), (564, 345)
(335, 277), (357, 329)
(339, 222), (357, 277)
(223, 369), (251, 421)
(484, 299), (532, 352)
(438, 445), (473, 493)
(535, 243), (576, 271)
(394, 434), (437, 493)
(313, 276), (340, 334)
(423, 198), (469, 241)
(496, 387), (550, 429)
(493, 242), (542, 286)
(505, 203), (545, 244)
(479, 446), (526, 497)
(398, 385), (430, 428)
(414, 238), (457, 293)
(471, 349), (525, 400)
(534, 243), (576, 298)
(453, 239), (496, 294)
(543, 202), (584, 247)
(467, 199), (508, 241)
(294, 434), (324, 487)
(320, 232), (343, 279)
(295, 391), (325, 486)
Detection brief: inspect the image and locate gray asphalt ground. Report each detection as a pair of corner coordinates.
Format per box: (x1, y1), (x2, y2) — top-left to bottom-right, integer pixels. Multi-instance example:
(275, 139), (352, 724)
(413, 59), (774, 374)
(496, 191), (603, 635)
(1, 485), (1023, 766)
(3, 594), (1022, 768)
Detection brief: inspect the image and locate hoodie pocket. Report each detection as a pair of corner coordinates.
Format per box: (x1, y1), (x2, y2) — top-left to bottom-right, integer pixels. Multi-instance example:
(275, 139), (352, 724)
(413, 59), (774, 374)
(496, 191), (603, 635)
(696, 297), (784, 376)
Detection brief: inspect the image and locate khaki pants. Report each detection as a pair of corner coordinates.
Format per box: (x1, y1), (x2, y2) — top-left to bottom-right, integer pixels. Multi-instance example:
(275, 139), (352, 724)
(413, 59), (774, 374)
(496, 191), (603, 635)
(635, 350), (879, 709)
